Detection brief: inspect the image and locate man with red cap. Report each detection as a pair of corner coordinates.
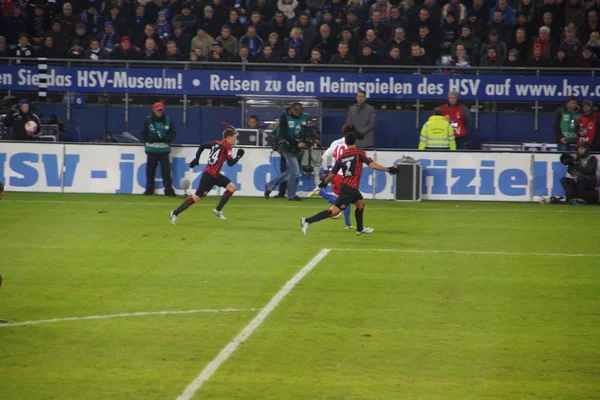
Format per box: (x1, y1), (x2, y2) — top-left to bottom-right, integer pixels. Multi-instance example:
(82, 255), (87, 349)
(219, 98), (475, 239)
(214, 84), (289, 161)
(141, 102), (176, 196)
(110, 36), (141, 60)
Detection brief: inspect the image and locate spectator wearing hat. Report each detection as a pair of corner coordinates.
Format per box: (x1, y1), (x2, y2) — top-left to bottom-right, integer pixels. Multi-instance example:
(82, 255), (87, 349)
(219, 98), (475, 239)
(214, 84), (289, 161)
(68, 23), (91, 50)
(131, 4), (151, 38)
(84, 38), (109, 59)
(28, 5), (51, 46)
(173, 4), (197, 35)
(80, 4), (103, 35)
(141, 102), (176, 197)
(465, 7), (486, 39)
(208, 40), (231, 61)
(442, 0), (467, 24)
(3, 99), (42, 141)
(577, 100), (599, 149)
(440, 91), (471, 148)
(97, 21), (120, 53)
(524, 43), (549, 66)
(256, 43), (279, 62)
(0, 36), (11, 57)
(330, 40), (357, 63)
(284, 27), (308, 59)
(169, 24), (191, 56)
(358, 42), (380, 64)
(577, 44), (600, 67)
(239, 25), (264, 58)
(3, 3), (27, 45)
(365, 9), (390, 41)
(191, 26), (215, 56)
(479, 29), (507, 62)
(56, 3), (79, 35)
(110, 36), (141, 59)
(200, 6), (220, 37)
(503, 48), (522, 66)
(12, 34), (36, 58)
(155, 11), (171, 41)
(340, 27), (359, 59)
(488, 10), (511, 44)
(216, 25), (239, 55)
(66, 39), (86, 58)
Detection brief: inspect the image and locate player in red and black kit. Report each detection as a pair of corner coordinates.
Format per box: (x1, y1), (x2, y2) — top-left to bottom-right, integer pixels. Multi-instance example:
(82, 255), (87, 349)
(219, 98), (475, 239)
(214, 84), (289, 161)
(300, 132), (399, 236)
(169, 128), (245, 224)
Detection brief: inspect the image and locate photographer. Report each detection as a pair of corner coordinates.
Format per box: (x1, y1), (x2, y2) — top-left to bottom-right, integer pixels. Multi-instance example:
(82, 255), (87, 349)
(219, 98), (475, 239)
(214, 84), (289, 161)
(3, 99), (42, 141)
(264, 103), (309, 202)
(560, 142), (598, 205)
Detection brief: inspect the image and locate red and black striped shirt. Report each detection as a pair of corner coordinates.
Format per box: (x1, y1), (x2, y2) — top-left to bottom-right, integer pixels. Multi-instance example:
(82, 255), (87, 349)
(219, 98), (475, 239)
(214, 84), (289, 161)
(331, 148), (373, 190)
(203, 140), (233, 178)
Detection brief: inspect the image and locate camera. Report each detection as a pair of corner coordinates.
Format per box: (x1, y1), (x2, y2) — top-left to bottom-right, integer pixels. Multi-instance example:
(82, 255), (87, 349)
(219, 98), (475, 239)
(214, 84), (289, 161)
(303, 124), (321, 146)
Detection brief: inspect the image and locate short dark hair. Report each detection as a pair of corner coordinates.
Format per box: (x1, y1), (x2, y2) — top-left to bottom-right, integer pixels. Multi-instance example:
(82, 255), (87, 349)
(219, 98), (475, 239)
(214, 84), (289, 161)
(221, 25), (231, 31)
(568, 96), (578, 102)
(357, 90), (366, 96)
(433, 107), (443, 115)
(223, 128), (236, 139)
(248, 114), (259, 122)
(263, 44), (272, 50)
(345, 132), (357, 146)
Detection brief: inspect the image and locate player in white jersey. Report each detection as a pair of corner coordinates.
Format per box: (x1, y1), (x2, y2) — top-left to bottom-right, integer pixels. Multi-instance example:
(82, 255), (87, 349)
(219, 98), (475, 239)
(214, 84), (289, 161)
(307, 123), (355, 229)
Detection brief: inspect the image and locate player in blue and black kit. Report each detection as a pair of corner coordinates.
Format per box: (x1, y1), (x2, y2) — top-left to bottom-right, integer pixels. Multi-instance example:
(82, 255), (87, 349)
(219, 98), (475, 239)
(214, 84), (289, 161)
(169, 128), (244, 224)
(300, 132), (399, 236)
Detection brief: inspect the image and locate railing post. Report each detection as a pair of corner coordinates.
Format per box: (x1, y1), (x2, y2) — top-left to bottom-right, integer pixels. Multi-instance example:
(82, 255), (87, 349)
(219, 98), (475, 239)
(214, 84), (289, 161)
(415, 69), (421, 133)
(183, 63), (189, 127)
(124, 63), (129, 128)
(66, 61), (71, 124)
(7, 59), (12, 97)
(475, 68), (480, 133)
(534, 69), (540, 136)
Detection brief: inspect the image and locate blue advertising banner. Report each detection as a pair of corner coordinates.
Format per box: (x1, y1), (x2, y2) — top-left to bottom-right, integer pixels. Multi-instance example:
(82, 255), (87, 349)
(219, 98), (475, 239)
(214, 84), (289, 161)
(1, 64), (599, 100)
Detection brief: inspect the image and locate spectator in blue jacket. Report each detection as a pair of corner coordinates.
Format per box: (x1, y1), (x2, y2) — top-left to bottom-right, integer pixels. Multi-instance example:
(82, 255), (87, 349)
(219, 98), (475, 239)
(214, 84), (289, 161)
(489, 0), (515, 25)
(239, 26), (264, 57)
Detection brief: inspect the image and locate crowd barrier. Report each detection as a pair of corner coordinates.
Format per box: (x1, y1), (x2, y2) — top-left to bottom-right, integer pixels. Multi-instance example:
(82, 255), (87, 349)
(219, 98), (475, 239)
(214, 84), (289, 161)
(0, 142), (572, 202)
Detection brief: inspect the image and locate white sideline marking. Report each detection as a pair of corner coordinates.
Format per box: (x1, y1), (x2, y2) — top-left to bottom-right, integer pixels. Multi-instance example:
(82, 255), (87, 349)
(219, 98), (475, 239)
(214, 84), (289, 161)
(175, 248), (332, 400)
(331, 248), (600, 258)
(5, 199), (600, 214)
(0, 308), (261, 328)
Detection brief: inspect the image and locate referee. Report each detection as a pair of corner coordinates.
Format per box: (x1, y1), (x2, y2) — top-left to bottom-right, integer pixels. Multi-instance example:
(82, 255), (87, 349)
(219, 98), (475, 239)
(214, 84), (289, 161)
(418, 107), (456, 150)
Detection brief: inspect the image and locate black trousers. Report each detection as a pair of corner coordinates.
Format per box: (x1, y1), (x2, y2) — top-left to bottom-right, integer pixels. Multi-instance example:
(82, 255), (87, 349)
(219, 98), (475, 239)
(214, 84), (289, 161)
(278, 154), (287, 196)
(560, 176), (597, 201)
(146, 152), (174, 194)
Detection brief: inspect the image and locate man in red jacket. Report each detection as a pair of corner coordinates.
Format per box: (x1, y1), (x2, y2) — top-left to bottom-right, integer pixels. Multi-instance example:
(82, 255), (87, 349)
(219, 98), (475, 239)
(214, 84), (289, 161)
(440, 91), (471, 149)
(577, 100), (599, 150)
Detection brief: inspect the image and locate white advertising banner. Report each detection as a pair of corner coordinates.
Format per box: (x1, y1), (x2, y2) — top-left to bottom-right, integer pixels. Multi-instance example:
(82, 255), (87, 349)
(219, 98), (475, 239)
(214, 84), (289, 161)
(0, 142), (64, 193)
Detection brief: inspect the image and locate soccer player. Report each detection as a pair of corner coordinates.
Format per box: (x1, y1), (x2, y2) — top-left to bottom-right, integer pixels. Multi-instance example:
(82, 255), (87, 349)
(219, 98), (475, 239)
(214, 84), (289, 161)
(306, 123), (356, 229)
(169, 128), (244, 224)
(300, 132), (398, 236)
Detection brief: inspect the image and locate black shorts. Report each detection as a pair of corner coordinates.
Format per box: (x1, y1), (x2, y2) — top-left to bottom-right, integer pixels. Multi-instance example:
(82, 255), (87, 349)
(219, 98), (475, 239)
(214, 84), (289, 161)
(195, 173), (231, 197)
(334, 185), (363, 210)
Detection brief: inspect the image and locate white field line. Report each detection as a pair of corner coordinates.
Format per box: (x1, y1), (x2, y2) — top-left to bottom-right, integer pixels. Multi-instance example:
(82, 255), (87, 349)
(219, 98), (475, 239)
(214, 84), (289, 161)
(330, 248), (600, 258)
(5, 199), (600, 214)
(0, 308), (261, 328)
(175, 248), (332, 400)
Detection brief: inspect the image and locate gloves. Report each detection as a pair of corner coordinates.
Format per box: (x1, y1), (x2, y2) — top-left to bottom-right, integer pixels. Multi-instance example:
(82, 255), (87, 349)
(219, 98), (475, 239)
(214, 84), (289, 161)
(189, 159), (199, 168)
(318, 180), (328, 189)
(236, 149), (245, 158)
(387, 166), (399, 174)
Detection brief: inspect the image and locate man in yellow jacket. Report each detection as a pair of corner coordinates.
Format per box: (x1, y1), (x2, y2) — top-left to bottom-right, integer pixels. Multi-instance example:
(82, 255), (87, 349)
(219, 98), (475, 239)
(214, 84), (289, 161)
(419, 107), (457, 150)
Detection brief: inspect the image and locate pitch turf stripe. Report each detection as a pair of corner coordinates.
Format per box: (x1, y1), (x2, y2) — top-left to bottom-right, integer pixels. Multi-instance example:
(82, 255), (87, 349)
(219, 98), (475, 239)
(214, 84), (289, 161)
(5, 199), (600, 214)
(331, 248), (600, 258)
(175, 248), (332, 400)
(0, 308), (261, 328)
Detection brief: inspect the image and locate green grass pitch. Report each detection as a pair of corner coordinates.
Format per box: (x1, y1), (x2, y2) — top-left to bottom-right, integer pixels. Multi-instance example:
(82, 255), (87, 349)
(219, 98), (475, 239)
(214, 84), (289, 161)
(1, 193), (599, 400)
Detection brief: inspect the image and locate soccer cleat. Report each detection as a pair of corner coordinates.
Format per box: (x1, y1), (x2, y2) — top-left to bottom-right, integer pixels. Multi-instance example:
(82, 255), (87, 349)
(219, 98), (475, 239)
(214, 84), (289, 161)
(331, 213), (341, 219)
(345, 225), (356, 230)
(288, 196), (302, 201)
(212, 209), (227, 220)
(169, 211), (177, 226)
(306, 187), (321, 198)
(356, 227), (374, 236)
(300, 218), (309, 236)
(264, 184), (271, 199)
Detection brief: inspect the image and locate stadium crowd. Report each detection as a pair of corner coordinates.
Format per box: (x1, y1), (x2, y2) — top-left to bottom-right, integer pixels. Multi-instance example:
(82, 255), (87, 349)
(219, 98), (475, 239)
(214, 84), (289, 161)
(0, 0), (599, 67)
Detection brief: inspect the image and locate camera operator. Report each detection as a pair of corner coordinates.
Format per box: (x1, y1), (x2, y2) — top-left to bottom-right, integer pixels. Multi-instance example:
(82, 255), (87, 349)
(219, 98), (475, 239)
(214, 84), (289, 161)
(264, 102), (309, 201)
(560, 142), (598, 205)
(3, 99), (42, 141)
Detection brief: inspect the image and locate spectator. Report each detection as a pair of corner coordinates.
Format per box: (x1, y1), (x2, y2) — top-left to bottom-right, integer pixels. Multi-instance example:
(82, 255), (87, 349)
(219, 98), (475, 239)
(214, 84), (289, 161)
(3, 4), (27, 45)
(69, 23), (91, 50)
(245, 11), (267, 40)
(347, 90), (375, 148)
(480, 29), (507, 62)
(294, 12), (315, 44)
(311, 23), (338, 62)
(46, 22), (69, 53)
(514, 12), (535, 40)
(28, 5), (51, 46)
(577, 44), (600, 66)
(3, 99), (42, 140)
(111, 36), (141, 60)
(84, 38), (109, 60)
(269, 11), (291, 40)
(480, 46), (502, 66)
(451, 43), (470, 64)
(278, 0), (299, 20)
(489, 0), (515, 25)
(440, 13), (460, 56)
(138, 24), (166, 53)
(401, 0), (419, 23)
(191, 27), (215, 56)
(306, 0), (327, 22)
(455, 54), (471, 67)
(359, 29), (384, 56)
(37, 36), (63, 58)
(239, 26), (263, 58)
(163, 40), (185, 61)
(172, 4), (196, 36)
(330, 40), (356, 63)
(385, 6), (409, 32)
(407, 42), (433, 65)
(559, 142), (597, 204)
(489, 11), (511, 44)
(565, 0), (586, 31)
(208, 40), (231, 61)
(423, 0), (442, 24)
(559, 27), (583, 62)
(248, 0), (276, 23)
(306, 47), (325, 63)
(419, 107), (456, 150)
(383, 45), (403, 64)
(98, 21), (120, 53)
(190, 48), (207, 61)
(540, 12), (562, 45)
(80, 4), (102, 36)
(453, 25), (481, 64)
(247, 115), (260, 129)
(56, 3), (79, 35)
(552, 49), (573, 67)
(555, 96), (582, 151)
(256, 43), (279, 62)
(465, 8), (487, 39)
(509, 27), (531, 61)
(322, 8), (341, 37)
(503, 47), (521, 65)
(344, 9), (363, 39)
(577, 100), (598, 148)
(416, 25), (438, 61)
(346, 0), (367, 22)
(471, 0), (489, 23)
(442, 0), (467, 24)
(365, 10), (390, 41)
(105, 5), (128, 36)
(154, 11), (171, 41)
(371, 0), (392, 20)
(216, 25), (239, 56)
(339, 27), (359, 58)
(579, 11), (598, 44)
(358, 43), (379, 64)
(584, 31), (600, 57)
(284, 27), (308, 59)
(327, 0), (345, 23)
(533, 26), (557, 60)
(210, 0), (229, 23)
(142, 37), (164, 60)
(267, 31), (285, 57)
(65, 39), (84, 58)
(224, 9), (244, 38)
(232, 44), (254, 62)
(515, 0), (536, 26)
(525, 43), (550, 66)
(281, 45), (302, 62)
(384, 27), (411, 62)
(200, 6), (221, 38)
(412, 8), (437, 37)
(12, 34), (36, 58)
(131, 4), (149, 38)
